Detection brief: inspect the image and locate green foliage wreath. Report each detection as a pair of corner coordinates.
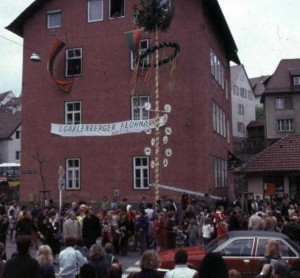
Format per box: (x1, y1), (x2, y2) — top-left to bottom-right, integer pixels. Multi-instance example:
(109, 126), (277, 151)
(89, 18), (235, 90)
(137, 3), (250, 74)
(132, 0), (174, 33)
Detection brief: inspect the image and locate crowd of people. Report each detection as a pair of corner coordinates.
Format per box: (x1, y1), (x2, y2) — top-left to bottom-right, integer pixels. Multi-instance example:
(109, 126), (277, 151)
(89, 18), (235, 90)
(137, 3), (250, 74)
(0, 192), (298, 277)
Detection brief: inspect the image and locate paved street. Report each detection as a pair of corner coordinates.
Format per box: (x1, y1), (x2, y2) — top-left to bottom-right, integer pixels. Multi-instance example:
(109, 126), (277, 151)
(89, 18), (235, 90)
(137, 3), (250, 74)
(5, 237), (141, 277)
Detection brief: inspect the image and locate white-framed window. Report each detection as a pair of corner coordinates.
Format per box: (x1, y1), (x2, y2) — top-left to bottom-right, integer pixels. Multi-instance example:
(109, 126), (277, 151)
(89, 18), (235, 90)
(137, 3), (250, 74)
(233, 85), (239, 95)
(15, 151), (20, 161)
(88, 0), (103, 22)
(240, 88), (247, 98)
(66, 48), (82, 77)
(47, 10), (62, 29)
(293, 76), (300, 85)
(210, 49), (224, 89)
(213, 101), (226, 137)
(66, 158), (80, 190)
(15, 130), (20, 139)
(238, 104), (244, 115)
(131, 96), (149, 120)
(286, 119), (294, 132)
(109, 0), (125, 18)
(65, 101), (81, 124)
(277, 119), (285, 132)
(275, 97), (293, 109)
(130, 39), (149, 70)
(237, 122), (245, 133)
(214, 157), (228, 188)
(133, 156), (149, 189)
(248, 90), (253, 100)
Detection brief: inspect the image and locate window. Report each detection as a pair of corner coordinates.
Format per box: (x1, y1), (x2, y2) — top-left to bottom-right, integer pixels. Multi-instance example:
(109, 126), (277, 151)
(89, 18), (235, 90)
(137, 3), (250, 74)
(131, 96), (149, 120)
(88, 0), (103, 22)
(210, 49), (224, 89)
(225, 79), (228, 99)
(220, 239), (254, 256)
(237, 122), (245, 133)
(275, 97), (293, 109)
(214, 157), (228, 188)
(66, 158), (80, 190)
(293, 76), (300, 85)
(256, 239), (297, 258)
(66, 48), (82, 77)
(277, 119), (294, 132)
(233, 85), (239, 95)
(47, 10), (61, 29)
(240, 88), (247, 98)
(15, 130), (20, 139)
(109, 0), (125, 18)
(133, 156), (149, 189)
(131, 39), (149, 70)
(213, 102), (226, 137)
(238, 104), (244, 115)
(15, 151), (20, 161)
(248, 90), (253, 100)
(65, 101), (81, 124)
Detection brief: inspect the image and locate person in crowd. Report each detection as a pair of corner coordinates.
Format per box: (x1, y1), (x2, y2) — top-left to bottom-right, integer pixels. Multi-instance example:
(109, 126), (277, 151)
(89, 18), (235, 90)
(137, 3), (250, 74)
(44, 210), (61, 263)
(282, 215), (300, 245)
(165, 211), (177, 249)
(36, 244), (55, 278)
(202, 217), (214, 245)
(255, 260), (290, 278)
(82, 207), (101, 249)
(108, 262), (123, 278)
(164, 248), (198, 278)
(104, 242), (119, 265)
(101, 197), (111, 214)
(257, 239), (282, 274)
(197, 252), (228, 278)
(187, 218), (198, 246)
(87, 243), (110, 278)
(0, 214), (9, 246)
(263, 210), (277, 231)
(58, 236), (87, 278)
(2, 235), (40, 278)
(228, 269), (241, 278)
(79, 263), (96, 278)
(248, 212), (264, 230)
(8, 208), (16, 241)
(110, 197), (119, 211)
(76, 237), (89, 258)
(63, 210), (81, 240)
(228, 209), (241, 231)
(128, 250), (161, 278)
(183, 205), (196, 221)
(214, 206), (228, 238)
(138, 197), (148, 210)
(135, 210), (149, 254)
(0, 242), (6, 277)
(153, 210), (167, 251)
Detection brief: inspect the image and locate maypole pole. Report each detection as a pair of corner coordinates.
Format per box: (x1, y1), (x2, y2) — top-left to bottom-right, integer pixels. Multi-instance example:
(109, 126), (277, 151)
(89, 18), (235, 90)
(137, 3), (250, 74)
(154, 27), (160, 203)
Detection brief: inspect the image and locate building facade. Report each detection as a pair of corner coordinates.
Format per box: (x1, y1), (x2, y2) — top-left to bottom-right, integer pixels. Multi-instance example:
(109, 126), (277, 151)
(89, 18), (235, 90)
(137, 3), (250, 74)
(7, 0), (239, 203)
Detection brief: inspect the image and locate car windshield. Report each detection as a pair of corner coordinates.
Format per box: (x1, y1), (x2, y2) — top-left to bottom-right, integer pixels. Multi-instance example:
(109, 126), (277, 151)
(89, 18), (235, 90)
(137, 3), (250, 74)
(206, 234), (230, 253)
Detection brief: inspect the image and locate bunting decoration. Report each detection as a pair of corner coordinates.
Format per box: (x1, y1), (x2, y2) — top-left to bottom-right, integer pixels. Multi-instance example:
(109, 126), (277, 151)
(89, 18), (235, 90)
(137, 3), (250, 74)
(47, 39), (73, 93)
(124, 28), (144, 52)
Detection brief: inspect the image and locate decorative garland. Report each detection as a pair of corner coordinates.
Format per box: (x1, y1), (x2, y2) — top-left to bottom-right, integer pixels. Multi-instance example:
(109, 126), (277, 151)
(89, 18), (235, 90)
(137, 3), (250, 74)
(139, 42), (180, 68)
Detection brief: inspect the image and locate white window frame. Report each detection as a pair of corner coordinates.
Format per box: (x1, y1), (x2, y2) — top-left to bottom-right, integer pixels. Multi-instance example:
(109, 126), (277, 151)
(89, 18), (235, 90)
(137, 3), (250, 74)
(248, 90), (253, 100)
(213, 101), (226, 137)
(66, 48), (83, 77)
(293, 76), (300, 85)
(66, 158), (80, 190)
(88, 0), (103, 22)
(237, 122), (245, 133)
(65, 101), (81, 125)
(131, 96), (150, 120)
(214, 157), (228, 188)
(275, 97), (285, 109)
(130, 39), (150, 70)
(286, 119), (294, 132)
(210, 49), (224, 89)
(109, 0), (125, 19)
(277, 119), (285, 132)
(47, 10), (62, 29)
(133, 156), (149, 190)
(233, 85), (239, 95)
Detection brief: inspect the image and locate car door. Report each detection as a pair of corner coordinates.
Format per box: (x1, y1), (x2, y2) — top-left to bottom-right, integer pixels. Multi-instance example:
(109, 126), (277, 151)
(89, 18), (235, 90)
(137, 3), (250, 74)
(217, 237), (255, 278)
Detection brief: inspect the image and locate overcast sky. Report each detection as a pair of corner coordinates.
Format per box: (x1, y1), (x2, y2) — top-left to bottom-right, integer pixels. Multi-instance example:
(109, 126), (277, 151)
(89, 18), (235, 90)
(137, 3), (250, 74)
(1, 0), (300, 96)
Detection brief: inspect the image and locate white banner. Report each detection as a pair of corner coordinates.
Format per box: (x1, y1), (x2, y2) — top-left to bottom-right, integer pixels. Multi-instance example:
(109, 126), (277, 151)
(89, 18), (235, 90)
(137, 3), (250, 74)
(51, 115), (167, 137)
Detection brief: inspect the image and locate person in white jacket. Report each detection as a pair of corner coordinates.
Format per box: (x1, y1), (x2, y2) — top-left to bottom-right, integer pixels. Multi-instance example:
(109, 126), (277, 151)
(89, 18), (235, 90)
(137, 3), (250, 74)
(202, 218), (214, 245)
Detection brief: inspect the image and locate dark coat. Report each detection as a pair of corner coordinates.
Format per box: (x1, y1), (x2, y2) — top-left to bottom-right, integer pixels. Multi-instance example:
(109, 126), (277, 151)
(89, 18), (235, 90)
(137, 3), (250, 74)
(38, 263), (55, 278)
(82, 214), (101, 248)
(2, 253), (40, 278)
(88, 258), (110, 278)
(44, 220), (61, 255)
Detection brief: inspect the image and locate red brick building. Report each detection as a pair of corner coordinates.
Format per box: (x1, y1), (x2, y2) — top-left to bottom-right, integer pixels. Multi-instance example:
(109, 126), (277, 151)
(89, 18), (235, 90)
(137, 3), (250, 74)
(7, 0), (239, 204)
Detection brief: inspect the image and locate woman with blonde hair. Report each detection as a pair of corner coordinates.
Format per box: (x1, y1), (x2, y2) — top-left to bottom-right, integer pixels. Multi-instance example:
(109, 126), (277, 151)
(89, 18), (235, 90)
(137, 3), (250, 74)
(36, 244), (55, 278)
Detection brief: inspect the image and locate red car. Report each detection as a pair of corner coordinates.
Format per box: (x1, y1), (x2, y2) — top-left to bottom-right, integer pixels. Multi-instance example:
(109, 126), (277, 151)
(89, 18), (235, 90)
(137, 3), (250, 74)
(159, 231), (300, 277)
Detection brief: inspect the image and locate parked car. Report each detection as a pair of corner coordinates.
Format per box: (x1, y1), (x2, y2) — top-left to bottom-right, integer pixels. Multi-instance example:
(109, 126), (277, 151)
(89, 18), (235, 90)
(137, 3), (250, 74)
(159, 231), (300, 277)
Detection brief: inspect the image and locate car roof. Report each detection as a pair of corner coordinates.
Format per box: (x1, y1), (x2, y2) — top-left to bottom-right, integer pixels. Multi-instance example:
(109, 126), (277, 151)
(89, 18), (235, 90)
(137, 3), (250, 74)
(226, 230), (289, 239)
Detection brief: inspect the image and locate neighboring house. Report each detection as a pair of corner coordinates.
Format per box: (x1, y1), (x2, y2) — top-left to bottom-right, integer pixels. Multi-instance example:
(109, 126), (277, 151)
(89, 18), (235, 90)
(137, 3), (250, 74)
(6, 0), (240, 203)
(0, 108), (21, 163)
(237, 134), (300, 201)
(0, 91), (15, 107)
(4, 97), (22, 113)
(249, 75), (270, 108)
(262, 59), (300, 146)
(230, 65), (256, 161)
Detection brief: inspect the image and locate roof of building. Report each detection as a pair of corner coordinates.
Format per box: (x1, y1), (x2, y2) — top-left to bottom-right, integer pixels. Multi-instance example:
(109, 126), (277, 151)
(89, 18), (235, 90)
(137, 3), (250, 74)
(0, 91), (12, 102)
(0, 108), (21, 139)
(263, 59), (300, 95)
(6, 0), (240, 64)
(4, 97), (22, 107)
(247, 120), (265, 128)
(249, 75), (270, 96)
(237, 135), (300, 173)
